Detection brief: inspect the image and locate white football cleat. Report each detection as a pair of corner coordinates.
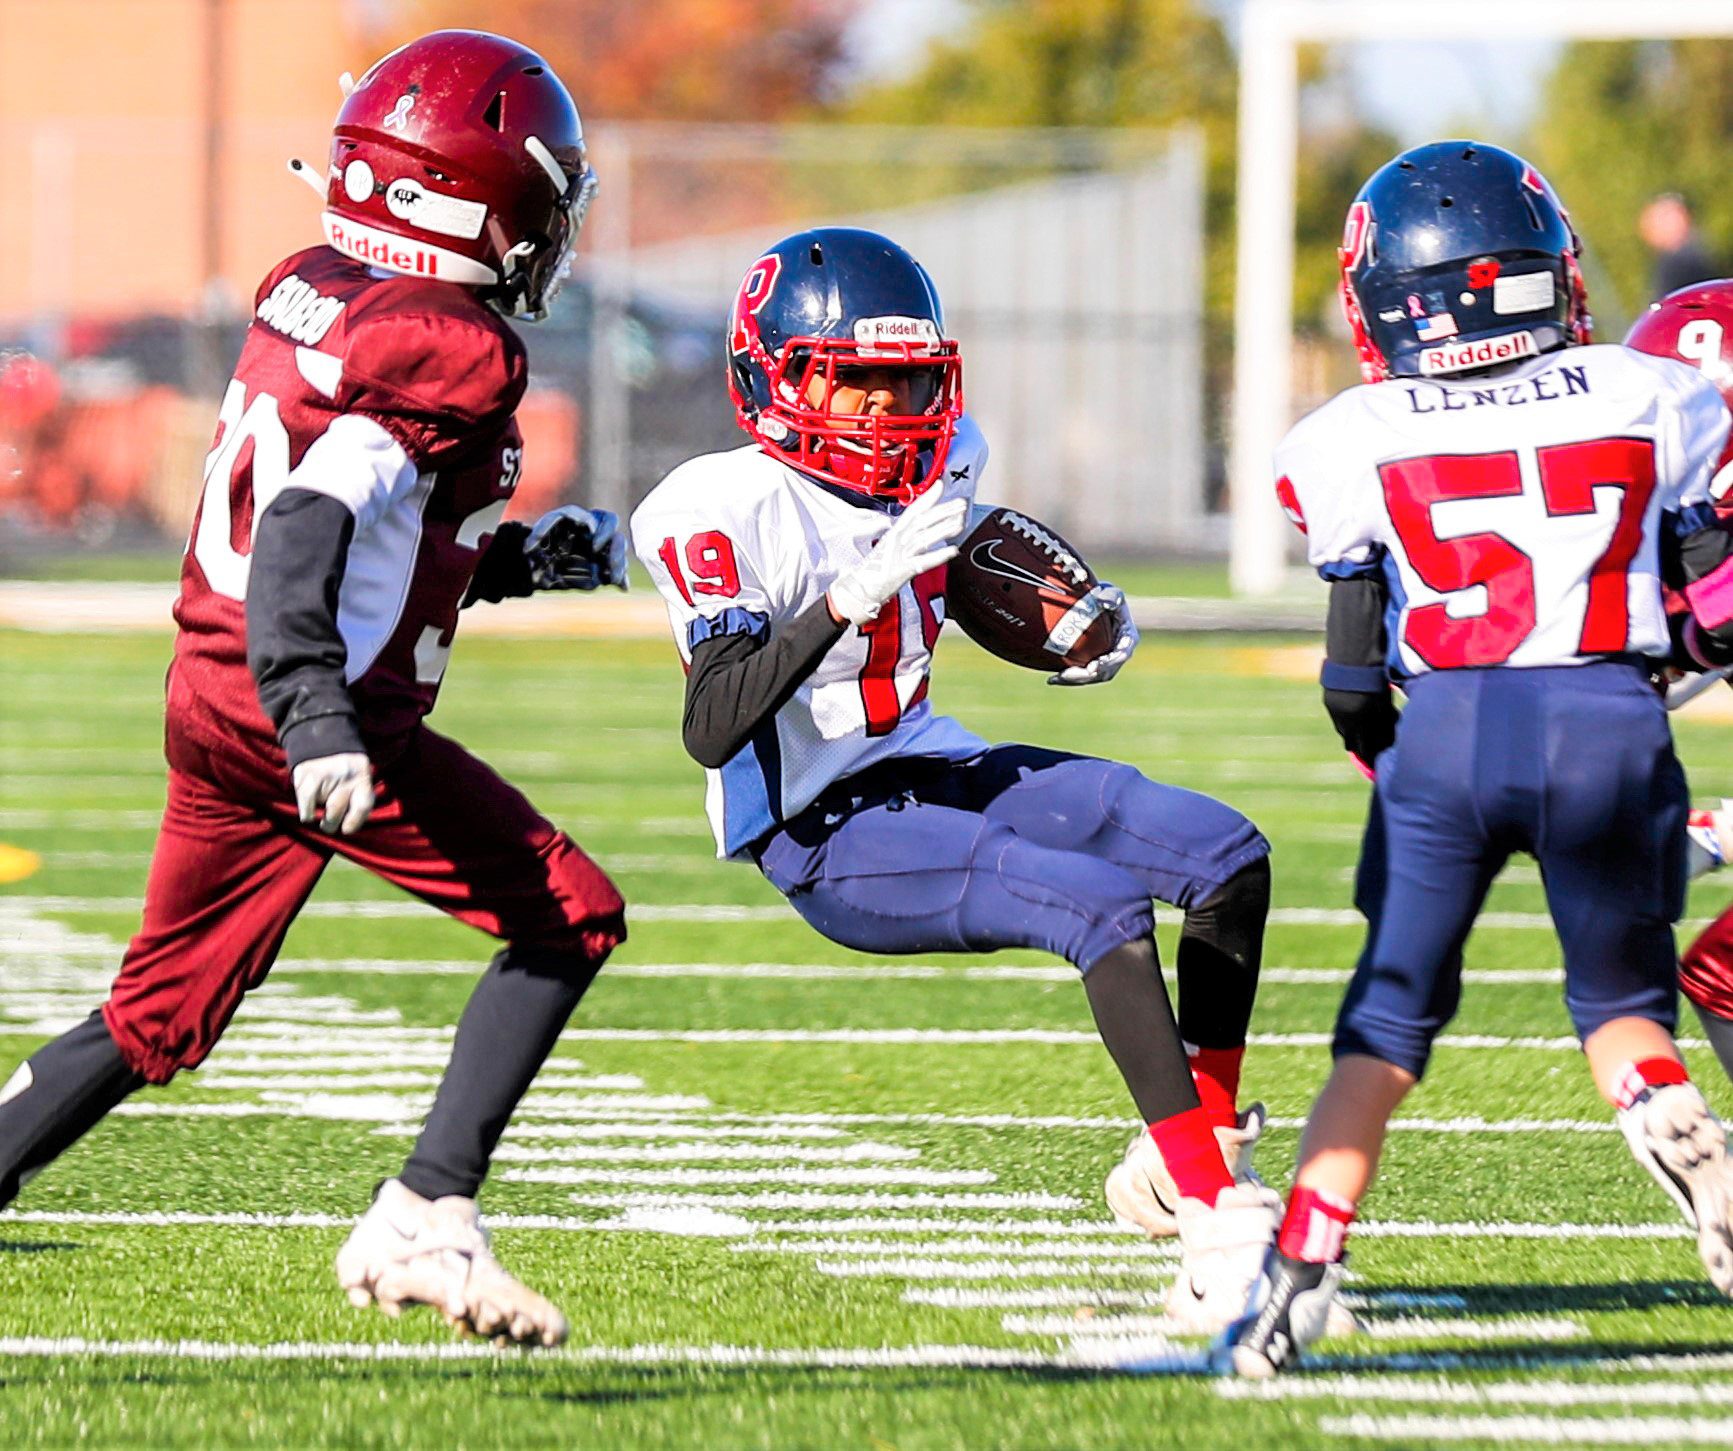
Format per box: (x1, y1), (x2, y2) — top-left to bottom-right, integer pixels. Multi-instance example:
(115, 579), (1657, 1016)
(1618, 1082), (1733, 1295)
(1105, 1102), (1267, 1239)
(1163, 1182), (1283, 1332)
(1215, 1248), (1348, 1377)
(336, 1179), (569, 1346)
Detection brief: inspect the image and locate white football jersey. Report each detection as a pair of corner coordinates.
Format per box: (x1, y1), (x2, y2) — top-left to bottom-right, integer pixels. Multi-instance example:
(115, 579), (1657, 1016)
(1278, 343), (1732, 677)
(631, 415), (990, 859)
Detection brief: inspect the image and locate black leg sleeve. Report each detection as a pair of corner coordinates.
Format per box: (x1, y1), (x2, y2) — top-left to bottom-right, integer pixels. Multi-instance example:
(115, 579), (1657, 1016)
(1082, 937), (1201, 1124)
(398, 945), (603, 1202)
(0, 1011), (146, 1210)
(1176, 857), (1270, 1051)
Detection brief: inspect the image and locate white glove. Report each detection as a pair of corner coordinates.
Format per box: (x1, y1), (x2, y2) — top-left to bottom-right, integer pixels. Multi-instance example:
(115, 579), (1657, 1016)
(525, 506), (629, 592)
(1048, 583), (1139, 686)
(292, 753), (375, 836)
(828, 486), (969, 627)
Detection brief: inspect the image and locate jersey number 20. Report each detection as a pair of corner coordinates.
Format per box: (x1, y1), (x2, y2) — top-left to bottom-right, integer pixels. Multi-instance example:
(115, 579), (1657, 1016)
(192, 380), (290, 601)
(1380, 436), (1657, 668)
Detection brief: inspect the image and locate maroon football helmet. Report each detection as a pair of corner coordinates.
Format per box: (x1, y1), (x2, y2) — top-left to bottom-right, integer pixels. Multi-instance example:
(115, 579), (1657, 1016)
(310, 30), (596, 320)
(1626, 279), (1733, 500)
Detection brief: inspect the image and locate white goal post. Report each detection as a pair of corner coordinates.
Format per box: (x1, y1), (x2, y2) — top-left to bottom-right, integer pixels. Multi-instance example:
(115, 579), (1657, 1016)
(1230, 0), (1733, 595)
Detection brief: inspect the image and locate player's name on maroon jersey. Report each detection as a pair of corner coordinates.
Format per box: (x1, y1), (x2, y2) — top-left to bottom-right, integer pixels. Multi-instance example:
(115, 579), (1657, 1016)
(255, 275), (346, 348)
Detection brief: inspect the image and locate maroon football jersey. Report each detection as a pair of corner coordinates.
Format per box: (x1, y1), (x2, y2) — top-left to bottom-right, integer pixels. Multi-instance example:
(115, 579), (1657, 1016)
(172, 246), (528, 756)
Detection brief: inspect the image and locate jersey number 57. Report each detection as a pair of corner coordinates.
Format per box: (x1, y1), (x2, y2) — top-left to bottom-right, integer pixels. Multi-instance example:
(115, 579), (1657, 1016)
(1381, 436), (1656, 668)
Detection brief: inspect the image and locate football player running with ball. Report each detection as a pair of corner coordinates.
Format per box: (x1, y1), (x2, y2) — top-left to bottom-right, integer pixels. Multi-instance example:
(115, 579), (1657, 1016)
(632, 227), (1279, 1328)
(1221, 142), (1733, 1378)
(0, 32), (628, 1346)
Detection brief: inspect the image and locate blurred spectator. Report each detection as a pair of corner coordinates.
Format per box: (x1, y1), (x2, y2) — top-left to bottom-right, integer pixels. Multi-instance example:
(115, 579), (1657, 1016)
(1641, 192), (1722, 301)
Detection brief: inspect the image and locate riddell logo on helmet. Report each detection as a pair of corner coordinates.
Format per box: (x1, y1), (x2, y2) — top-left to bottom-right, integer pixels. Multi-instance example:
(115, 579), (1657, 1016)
(854, 316), (941, 348)
(326, 219), (440, 276)
(1418, 330), (1539, 376)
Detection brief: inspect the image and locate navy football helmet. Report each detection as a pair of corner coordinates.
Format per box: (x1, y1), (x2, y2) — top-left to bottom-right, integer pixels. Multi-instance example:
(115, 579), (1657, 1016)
(1339, 141), (1592, 383)
(726, 227), (963, 501)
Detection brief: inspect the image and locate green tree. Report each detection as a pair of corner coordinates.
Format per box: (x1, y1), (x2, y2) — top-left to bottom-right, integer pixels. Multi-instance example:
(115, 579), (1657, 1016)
(389, 0), (850, 121)
(1529, 40), (1733, 332)
(836, 2), (1399, 398)
(837, 0), (1238, 320)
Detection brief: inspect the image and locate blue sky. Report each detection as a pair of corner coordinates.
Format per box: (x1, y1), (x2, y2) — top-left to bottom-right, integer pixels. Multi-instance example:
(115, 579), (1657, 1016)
(845, 2), (1562, 146)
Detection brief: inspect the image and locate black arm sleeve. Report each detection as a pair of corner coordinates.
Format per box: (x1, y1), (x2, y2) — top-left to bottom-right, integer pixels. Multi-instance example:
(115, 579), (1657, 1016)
(1677, 522), (1733, 664)
(461, 521), (535, 608)
(682, 601), (848, 769)
(1320, 574), (1398, 764)
(245, 488), (366, 770)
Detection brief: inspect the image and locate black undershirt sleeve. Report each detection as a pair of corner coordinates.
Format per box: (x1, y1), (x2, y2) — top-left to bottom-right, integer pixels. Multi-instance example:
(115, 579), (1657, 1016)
(461, 522), (535, 607)
(245, 487), (365, 770)
(682, 601), (848, 769)
(1320, 573), (1398, 765)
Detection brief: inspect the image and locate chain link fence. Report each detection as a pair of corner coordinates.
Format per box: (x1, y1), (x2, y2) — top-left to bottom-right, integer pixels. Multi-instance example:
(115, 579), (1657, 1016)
(0, 122), (1205, 570)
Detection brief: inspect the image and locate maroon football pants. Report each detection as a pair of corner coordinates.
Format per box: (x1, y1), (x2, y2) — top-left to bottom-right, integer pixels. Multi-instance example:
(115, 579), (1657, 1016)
(104, 710), (625, 1084)
(1683, 900), (1733, 1024)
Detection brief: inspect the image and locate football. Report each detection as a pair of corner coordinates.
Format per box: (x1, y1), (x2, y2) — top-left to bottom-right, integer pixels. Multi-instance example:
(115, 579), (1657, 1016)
(946, 507), (1116, 671)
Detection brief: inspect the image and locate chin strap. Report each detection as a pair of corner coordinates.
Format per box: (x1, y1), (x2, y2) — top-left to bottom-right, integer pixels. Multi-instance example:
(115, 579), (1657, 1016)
(287, 158), (326, 197)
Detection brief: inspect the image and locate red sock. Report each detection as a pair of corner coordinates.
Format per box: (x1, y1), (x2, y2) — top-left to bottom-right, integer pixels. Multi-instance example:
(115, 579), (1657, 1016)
(1612, 1056), (1690, 1111)
(1147, 1105), (1234, 1207)
(1187, 1044), (1243, 1131)
(1276, 1183), (1356, 1264)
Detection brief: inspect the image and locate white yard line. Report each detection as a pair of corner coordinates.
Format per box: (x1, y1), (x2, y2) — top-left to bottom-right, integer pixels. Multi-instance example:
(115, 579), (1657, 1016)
(1358, 1316), (1586, 1342)
(500, 1167), (997, 1187)
(262, 958), (1573, 986)
(736, 1219), (1131, 1237)
(548, 1028), (1708, 1052)
(240, 1069), (619, 1088)
(1353, 1220), (1691, 1241)
(9, 894), (1719, 932)
(371, 1122), (850, 1142)
(1218, 1376), (1733, 1407)
(906, 1288), (1166, 1310)
(560, 1191), (1085, 1210)
(490, 1142), (921, 1165)
(1010, 1312), (1582, 1341)
(1320, 1414), (1733, 1446)
(0, 1336), (1087, 1369)
(813, 1258), (1175, 1280)
(68, 1102), (1666, 1139)
(732, 1238), (1178, 1260)
(3, 1208), (1688, 1241)
(1266, 1116), (1618, 1135)
(197, 1059), (629, 1084)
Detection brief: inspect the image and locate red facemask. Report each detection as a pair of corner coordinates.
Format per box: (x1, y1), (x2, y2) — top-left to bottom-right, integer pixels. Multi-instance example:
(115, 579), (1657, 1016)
(736, 331), (963, 503)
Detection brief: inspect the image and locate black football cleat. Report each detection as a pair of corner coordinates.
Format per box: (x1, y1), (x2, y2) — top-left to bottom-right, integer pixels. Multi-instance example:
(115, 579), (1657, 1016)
(1212, 1247), (1345, 1378)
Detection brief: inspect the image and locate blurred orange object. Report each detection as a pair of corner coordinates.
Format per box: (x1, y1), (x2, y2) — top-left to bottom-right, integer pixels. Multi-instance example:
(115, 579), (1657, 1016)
(0, 353), (62, 432)
(511, 388), (581, 520)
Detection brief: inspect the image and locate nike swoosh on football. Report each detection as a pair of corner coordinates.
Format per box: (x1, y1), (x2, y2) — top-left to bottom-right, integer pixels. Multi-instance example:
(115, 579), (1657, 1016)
(968, 538), (1057, 592)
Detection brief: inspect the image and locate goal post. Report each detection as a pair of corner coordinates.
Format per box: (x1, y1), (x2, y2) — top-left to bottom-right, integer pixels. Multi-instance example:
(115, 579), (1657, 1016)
(1230, 0), (1733, 595)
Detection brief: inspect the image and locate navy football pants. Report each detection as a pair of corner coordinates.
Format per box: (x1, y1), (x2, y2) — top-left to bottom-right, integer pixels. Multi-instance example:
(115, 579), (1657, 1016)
(1337, 662), (1688, 1078)
(754, 745), (1269, 970)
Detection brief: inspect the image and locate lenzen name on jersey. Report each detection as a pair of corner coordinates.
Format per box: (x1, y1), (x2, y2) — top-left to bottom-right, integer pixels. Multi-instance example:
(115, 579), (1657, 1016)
(1405, 363), (1591, 413)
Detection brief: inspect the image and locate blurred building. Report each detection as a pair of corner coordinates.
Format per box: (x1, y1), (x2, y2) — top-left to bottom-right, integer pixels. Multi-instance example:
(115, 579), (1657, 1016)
(0, 0), (377, 324)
